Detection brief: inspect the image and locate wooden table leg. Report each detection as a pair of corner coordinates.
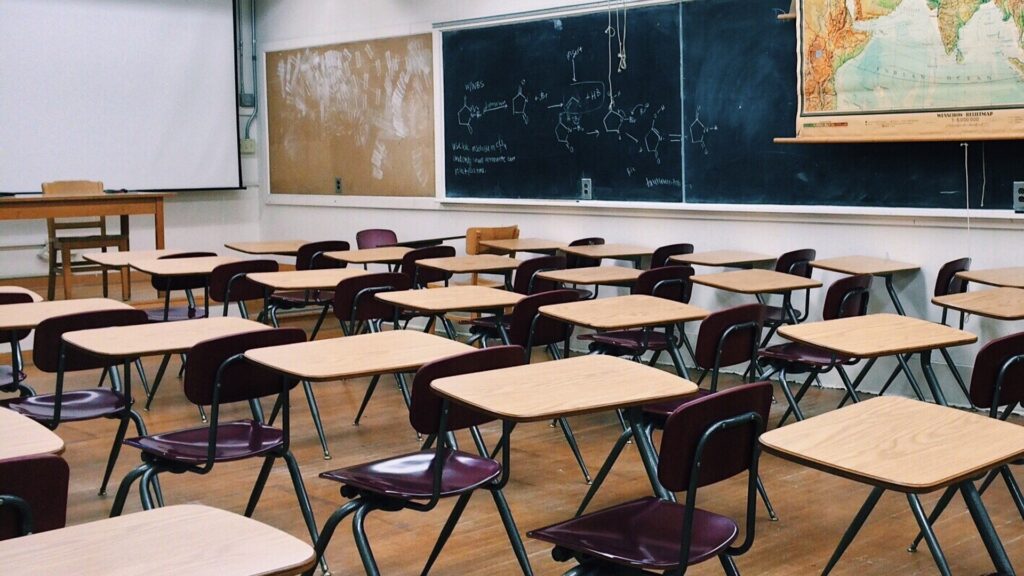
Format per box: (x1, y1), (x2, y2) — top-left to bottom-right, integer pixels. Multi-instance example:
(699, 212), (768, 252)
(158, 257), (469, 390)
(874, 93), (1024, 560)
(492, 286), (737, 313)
(154, 197), (165, 249)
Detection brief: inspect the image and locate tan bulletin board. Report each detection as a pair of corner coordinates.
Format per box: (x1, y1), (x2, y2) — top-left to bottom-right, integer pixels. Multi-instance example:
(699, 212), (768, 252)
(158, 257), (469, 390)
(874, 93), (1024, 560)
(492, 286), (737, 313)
(266, 33), (434, 196)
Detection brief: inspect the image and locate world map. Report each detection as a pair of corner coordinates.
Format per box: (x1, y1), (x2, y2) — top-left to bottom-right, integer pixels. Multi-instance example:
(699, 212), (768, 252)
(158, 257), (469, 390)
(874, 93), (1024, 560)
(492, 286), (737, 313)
(797, 0), (1024, 139)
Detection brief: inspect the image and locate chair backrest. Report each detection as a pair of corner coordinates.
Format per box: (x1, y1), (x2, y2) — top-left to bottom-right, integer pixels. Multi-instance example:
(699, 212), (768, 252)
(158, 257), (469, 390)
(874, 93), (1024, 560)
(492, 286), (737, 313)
(658, 381), (772, 491)
(774, 248), (816, 278)
(0, 292), (35, 342)
(332, 272), (412, 324)
(41, 180), (106, 233)
(409, 345), (525, 435)
(33, 309), (150, 373)
(934, 257), (971, 297)
(511, 255), (566, 295)
(694, 304), (765, 389)
(565, 237), (605, 269)
(0, 455), (69, 540)
(209, 259), (279, 305)
(821, 274), (872, 321)
(631, 265), (694, 304)
(969, 332), (1024, 413)
(399, 245), (456, 288)
(466, 225), (519, 255)
(650, 243), (694, 268)
(508, 289), (581, 353)
(149, 251), (218, 291)
(356, 229), (398, 249)
(296, 240), (350, 271)
(184, 328), (305, 406)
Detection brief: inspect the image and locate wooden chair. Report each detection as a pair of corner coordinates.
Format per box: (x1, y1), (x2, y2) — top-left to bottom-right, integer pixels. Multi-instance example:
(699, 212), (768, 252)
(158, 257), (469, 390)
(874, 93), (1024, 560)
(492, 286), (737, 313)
(464, 225), (519, 287)
(41, 181), (128, 301)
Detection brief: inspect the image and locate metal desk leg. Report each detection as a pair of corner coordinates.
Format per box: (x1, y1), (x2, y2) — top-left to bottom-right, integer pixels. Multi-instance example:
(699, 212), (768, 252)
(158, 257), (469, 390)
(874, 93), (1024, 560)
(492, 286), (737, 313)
(907, 493), (952, 576)
(883, 274), (907, 316)
(896, 353), (928, 403)
(822, 486), (885, 575)
(961, 480), (1016, 575)
(665, 325), (690, 379)
(919, 349), (949, 406)
(627, 407), (670, 500)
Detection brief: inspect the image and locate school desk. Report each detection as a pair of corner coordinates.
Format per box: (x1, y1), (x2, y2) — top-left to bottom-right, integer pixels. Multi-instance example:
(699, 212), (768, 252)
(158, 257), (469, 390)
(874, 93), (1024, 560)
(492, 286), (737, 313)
(478, 238), (567, 255)
(810, 256), (919, 316)
(0, 407), (64, 460)
(376, 286), (524, 341)
(225, 240), (309, 256)
(670, 249), (775, 268)
(956, 267), (1024, 289)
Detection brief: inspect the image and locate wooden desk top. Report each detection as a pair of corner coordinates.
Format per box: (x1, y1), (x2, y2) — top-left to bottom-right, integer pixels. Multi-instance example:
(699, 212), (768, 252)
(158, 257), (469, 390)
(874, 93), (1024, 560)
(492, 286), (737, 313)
(479, 238), (567, 253)
(130, 256), (240, 277)
(376, 286), (524, 313)
(0, 286), (42, 302)
(810, 255), (919, 276)
(0, 504), (315, 576)
(0, 298), (133, 331)
(417, 254), (521, 274)
(82, 249), (183, 267)
(778, 313), (976, 358)
(225, 240), (308, 256)
(0, 407), (64, 459)
(432, 355), (697, 422)
(0, 192), (172, 204)
(760, 396), (1024, 492)
(932, 287), (1024, 320)
(323, 246), (412, 265)
(63, 317), (269, 359)
(670, 250), (775, 267)
(540, 294), (709, 330)
(560, 243), (652, 260)
(957, 267), (1024, 289)
(692, 269), (822, 295)
(537, 265), (643, 286)
(247, 268), (368, 291)
(245, 330), (474, 381)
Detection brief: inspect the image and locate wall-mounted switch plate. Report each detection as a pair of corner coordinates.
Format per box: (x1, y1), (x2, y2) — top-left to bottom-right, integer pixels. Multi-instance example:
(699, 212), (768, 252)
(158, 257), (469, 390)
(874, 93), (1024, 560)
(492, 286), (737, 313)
(580, 178), (593, 200)
(240, 139), (256, 155)
(334, 177), (343, 194)
(1014, 181), (1024, 213)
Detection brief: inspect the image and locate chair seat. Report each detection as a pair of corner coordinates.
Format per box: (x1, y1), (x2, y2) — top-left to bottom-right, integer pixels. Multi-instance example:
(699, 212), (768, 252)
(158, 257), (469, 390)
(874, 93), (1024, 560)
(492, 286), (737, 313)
(320, 449), (500, 500)
(528, 496), (738, 570)
(124, 419), (283, 464)
(270, 290), (334, 308)
(580, 330), (671, 354)
(146, 307), (208, 322)
(763, 305), (788, 324)
(4, 389), (128, 422)
(642, 389), (713, 425)
(758, 342), (855, 369)
(0, 365), (26, 388)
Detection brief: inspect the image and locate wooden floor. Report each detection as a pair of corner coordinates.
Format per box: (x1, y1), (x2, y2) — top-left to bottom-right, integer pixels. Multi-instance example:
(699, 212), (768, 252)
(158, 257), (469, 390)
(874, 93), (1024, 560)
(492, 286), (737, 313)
(6, 276), (1024, 575)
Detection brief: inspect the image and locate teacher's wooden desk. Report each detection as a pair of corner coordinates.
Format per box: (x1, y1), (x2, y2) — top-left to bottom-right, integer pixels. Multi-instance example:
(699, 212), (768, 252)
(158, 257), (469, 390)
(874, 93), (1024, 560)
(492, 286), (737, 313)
(0, 192), (170, 249)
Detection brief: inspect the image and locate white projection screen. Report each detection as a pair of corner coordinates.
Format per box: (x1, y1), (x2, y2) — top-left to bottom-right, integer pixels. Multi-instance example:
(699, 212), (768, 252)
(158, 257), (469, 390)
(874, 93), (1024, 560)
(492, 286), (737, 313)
(0, 0), (241, 191)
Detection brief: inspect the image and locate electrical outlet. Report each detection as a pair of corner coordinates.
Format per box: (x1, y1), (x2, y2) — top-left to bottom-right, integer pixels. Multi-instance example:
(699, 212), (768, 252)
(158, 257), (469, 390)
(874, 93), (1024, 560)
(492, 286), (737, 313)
(1015, 181), (1024, 213)
(580, 178), (593, 200)
(239, 138), (256, 155)
(334, 177), (343, 194)
(240, 93), (256, 108)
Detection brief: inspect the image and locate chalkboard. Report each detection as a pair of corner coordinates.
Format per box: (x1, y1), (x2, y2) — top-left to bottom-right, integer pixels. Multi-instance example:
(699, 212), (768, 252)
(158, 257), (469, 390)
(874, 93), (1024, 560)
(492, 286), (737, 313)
(442, 3), (683, 202)
(681, 0), (1019, 209)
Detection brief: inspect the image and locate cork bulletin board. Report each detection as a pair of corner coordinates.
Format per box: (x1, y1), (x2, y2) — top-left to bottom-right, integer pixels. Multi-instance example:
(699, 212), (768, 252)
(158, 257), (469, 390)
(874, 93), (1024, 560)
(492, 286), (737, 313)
(266, 33), (435, 197)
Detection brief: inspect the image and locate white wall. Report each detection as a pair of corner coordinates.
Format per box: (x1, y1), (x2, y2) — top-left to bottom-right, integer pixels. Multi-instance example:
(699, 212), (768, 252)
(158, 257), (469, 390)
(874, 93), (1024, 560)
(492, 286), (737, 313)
(251, 0), (1024, 406)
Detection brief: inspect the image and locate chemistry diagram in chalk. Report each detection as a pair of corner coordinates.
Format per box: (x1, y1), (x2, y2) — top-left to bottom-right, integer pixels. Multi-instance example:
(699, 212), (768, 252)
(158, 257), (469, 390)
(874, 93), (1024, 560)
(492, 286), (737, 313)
(512, 82), (529, 125)
(457, 95), (509, 134)
(687, 106), (718, 155)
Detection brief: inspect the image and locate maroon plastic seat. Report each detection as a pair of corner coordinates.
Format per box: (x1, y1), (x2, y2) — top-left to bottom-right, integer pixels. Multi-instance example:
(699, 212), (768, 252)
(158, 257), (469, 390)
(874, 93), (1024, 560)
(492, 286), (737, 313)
(331, 272), (414, 426)
(464, 255), (567, 341)
(580, 266), (696, 376)
(0, 454), (69, 540)
(761, 248), (816, 344)
(356, 228), (398, 249)
(933, 257), (974, 406)
(564, 237), (605, 300)
(266, 240), (350, 332)
(306, 346), (533, 576)
(398, 245), (456, 288)
(650, 242), (694, 268)
(209, 259), (279, 319)
(110, 327), (327, 573)
(529, 382), (772, 575)
(758, 274), (871, 423)
(147, 251), (217, 322)
(0, 292), (34, 395)
(5, 308), (149, 495)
